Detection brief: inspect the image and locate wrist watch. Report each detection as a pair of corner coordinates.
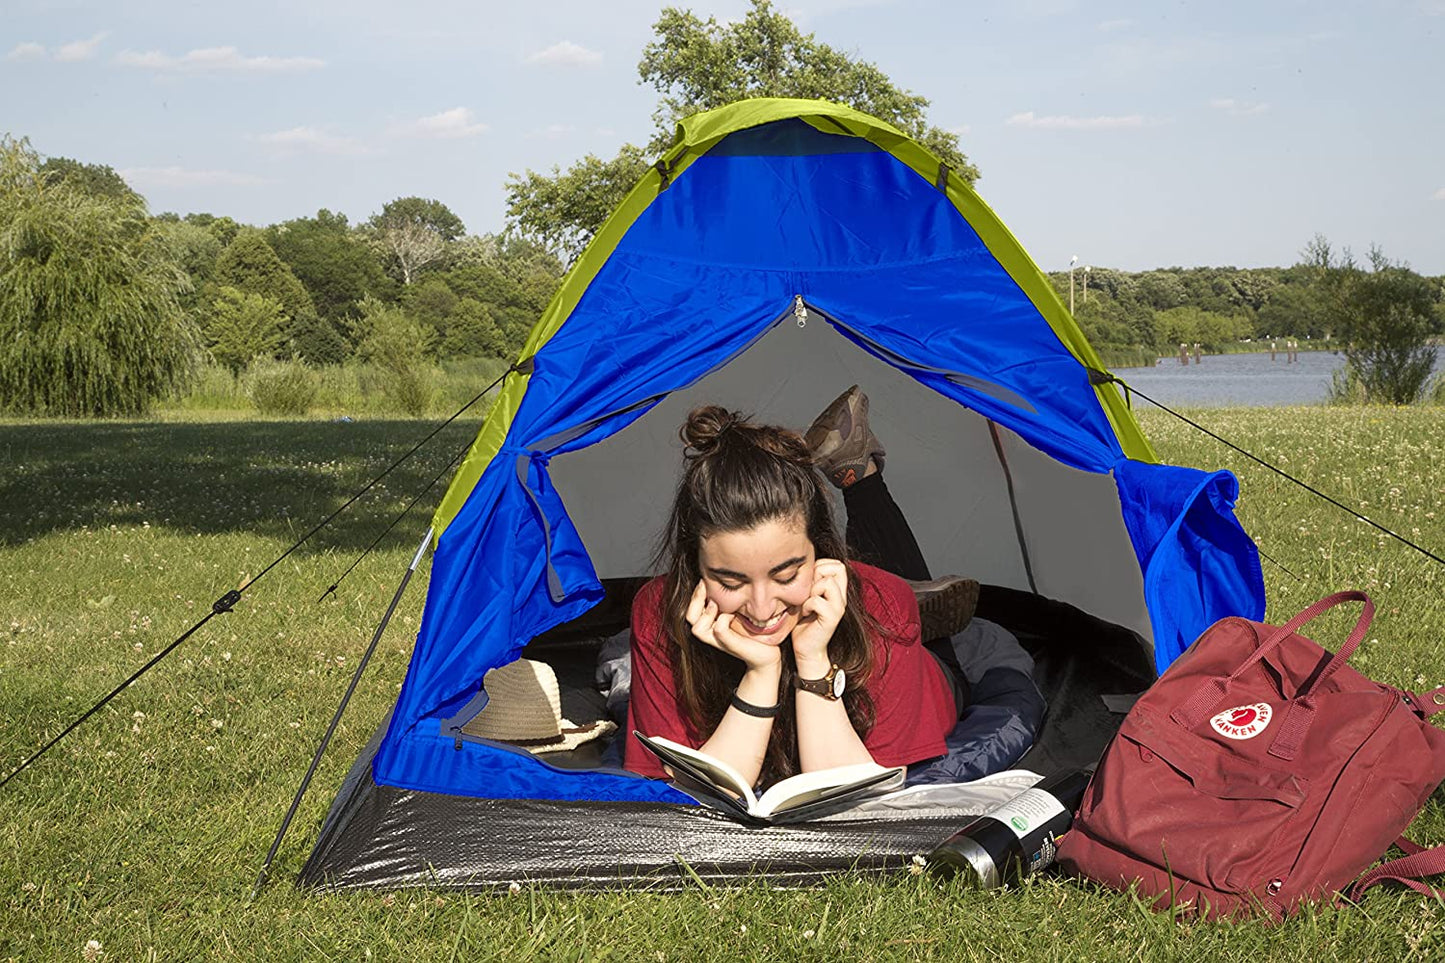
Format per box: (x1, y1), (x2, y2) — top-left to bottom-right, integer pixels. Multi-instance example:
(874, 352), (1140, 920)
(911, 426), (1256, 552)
(795, 663), (846, 701)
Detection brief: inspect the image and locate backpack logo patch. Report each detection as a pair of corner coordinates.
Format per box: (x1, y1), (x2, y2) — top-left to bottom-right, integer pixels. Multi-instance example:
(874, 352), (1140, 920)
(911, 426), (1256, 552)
(1210, 702), (1273, 740)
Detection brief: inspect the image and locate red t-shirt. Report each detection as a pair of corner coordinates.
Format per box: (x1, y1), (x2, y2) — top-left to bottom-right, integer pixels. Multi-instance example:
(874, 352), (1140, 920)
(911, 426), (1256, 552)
(624, 561), (957, 779)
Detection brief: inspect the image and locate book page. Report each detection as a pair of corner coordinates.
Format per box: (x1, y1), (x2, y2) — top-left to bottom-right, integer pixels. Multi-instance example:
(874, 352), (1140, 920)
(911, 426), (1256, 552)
(754, 763), (905, 818)
(634, 734), (758, 809)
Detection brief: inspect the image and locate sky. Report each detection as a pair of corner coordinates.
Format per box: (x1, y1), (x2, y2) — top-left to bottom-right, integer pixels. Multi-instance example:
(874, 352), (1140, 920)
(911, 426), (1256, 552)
(4, 0), (1443, 275)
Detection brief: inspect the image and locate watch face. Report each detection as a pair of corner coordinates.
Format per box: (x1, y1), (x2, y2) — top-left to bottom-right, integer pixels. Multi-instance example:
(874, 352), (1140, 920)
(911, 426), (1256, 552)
(831, 667), (847, 699)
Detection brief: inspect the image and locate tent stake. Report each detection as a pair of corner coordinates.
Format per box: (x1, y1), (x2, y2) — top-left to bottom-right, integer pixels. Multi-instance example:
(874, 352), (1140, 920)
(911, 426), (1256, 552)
(252, 527), (433, 898)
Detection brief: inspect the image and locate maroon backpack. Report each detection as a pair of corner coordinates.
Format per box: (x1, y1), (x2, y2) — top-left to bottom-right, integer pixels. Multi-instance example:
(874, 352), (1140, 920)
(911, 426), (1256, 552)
(1058, 591), (1445, 920)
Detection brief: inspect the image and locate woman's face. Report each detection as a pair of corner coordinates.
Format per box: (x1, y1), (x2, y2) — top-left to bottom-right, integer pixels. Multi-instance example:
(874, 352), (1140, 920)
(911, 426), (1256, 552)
(697, 514), (816, 647)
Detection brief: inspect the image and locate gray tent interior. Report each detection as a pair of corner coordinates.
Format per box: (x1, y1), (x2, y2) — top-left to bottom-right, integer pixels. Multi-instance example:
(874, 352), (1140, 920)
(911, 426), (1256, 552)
(551, 314), (1154, 647)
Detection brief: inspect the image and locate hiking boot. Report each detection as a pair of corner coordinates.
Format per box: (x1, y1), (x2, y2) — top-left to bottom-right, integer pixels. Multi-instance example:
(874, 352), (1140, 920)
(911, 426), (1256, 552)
(907, 575), (980, 640)
(805, 385), (886, 489)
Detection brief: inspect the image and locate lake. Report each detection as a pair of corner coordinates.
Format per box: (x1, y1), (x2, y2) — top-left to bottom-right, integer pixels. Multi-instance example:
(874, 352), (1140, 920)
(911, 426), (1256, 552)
(1106, 349), (1439, 407)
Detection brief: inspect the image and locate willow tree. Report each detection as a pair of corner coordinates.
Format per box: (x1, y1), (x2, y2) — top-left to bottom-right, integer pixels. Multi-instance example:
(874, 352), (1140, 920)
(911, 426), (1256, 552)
(0, 137), (197, 416)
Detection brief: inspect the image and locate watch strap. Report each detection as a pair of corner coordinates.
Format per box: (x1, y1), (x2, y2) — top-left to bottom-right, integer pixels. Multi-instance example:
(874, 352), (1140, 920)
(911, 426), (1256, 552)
(795, 664), (842, 700)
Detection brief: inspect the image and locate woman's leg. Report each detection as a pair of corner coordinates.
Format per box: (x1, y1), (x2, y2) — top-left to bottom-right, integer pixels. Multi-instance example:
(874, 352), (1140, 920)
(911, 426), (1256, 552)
(840, 471), (932, 581)
(841, 469), (971, 716)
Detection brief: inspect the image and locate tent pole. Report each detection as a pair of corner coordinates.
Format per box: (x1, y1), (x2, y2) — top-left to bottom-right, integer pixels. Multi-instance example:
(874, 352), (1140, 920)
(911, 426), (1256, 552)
(251, 527), (433, 898)
(987, 421), (1039, 594)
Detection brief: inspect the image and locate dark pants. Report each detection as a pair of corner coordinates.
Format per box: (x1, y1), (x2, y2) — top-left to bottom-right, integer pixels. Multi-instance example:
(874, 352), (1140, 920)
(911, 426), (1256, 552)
(842, 472), (970, 717)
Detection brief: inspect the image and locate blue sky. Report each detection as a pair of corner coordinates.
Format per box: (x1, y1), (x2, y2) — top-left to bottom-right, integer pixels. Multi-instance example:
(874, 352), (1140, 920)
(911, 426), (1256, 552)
(5, 0), (1443, 274)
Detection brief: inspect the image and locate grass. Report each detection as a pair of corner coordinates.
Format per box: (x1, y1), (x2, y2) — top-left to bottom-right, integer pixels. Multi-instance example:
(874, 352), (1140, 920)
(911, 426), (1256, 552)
(4, 407), (1445, 960)
(158, 358), (513, 419)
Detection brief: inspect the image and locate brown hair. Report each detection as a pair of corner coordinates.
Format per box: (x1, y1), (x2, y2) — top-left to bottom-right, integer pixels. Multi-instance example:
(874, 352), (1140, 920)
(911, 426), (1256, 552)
(654, 405), (878, 786)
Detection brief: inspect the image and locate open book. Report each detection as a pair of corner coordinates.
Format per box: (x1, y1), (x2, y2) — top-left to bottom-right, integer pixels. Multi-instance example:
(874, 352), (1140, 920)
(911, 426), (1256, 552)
(633, 732), (906, 824)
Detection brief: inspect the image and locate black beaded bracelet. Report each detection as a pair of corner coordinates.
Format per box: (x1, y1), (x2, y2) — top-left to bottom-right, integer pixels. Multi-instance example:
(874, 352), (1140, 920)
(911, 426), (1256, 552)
(729, 690), (781, 718)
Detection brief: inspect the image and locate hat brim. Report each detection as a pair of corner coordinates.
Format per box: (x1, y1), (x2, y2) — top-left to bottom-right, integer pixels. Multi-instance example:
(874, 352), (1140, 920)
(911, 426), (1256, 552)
(509, 718), (617, 754)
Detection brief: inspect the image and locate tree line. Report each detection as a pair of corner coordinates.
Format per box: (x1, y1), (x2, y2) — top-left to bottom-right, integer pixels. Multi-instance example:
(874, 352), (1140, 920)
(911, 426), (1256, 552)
(2, 0), (1441, 416)
(1047, 241), (1444, 402)
(0, 136), (562, 416)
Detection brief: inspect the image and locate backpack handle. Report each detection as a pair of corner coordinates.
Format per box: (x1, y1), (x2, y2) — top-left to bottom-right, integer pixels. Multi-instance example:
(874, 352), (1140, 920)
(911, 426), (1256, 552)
(1347, 835), (1445, 903)
(1170, 591), (1375, 756)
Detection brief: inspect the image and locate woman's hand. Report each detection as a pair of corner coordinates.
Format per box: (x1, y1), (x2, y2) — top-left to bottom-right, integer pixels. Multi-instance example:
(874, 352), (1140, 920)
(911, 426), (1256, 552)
(686, 580), (783, 672)
(790, 558), (847, 665)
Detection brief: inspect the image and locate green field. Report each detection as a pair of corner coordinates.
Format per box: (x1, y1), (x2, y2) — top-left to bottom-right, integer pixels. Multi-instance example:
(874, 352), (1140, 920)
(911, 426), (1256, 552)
(4, 407), (1445, 961)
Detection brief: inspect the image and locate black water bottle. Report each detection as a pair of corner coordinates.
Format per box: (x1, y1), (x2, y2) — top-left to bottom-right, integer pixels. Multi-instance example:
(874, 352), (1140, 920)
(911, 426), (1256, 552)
(927, 768), (1091, 888)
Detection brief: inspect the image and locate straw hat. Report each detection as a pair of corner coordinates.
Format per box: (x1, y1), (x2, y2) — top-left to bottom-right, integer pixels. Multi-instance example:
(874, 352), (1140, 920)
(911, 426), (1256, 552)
(460, 658), (615, 753)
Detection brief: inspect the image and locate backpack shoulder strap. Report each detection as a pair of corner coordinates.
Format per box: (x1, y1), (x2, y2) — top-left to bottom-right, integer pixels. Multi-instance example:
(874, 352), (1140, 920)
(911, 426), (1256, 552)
(1348, 836), (1445, 902)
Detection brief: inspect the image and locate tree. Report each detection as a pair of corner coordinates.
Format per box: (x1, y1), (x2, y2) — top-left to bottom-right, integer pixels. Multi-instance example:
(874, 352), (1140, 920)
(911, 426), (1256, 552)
(153, 218), (224, 317)
(180, 212), (243, 247)
(204, 286), (287, 374)
(506, 0), (976, 264)
(1320, 246), (1441, 404)
(352, 296), (437, 414)
(0, 137), (196, 416)
(441, 234), (563, 359)
(212, 229), (315, 318)
(266, 209), (394, 321)
(638, 1), (973, 170)
(209, 228), (318, 356)
(442, 298), (506, 358)
(504, 147), (651, 264)
(1255, 278), (1325, 339)
(368, 197), (465, 285)
(352, 296), (436, 368)
(38, 156), (140, 203)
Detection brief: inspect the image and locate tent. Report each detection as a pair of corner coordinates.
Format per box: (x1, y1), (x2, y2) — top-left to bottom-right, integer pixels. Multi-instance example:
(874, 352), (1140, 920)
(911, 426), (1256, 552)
(299, 99), (1264, 890)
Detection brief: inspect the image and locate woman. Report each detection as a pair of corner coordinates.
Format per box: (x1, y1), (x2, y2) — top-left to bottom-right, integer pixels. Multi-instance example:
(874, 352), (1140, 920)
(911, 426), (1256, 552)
(623, 388), (976, 789)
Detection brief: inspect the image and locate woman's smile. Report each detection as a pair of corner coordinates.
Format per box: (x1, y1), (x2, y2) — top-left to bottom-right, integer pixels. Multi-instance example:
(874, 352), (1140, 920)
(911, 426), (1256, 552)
(732, 607), (798, 644)
(698, 515), (815, 647)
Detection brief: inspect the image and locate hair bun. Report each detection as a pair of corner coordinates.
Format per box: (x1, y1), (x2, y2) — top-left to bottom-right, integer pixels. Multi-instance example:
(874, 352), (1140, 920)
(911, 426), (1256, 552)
(681, 405), (744, 456)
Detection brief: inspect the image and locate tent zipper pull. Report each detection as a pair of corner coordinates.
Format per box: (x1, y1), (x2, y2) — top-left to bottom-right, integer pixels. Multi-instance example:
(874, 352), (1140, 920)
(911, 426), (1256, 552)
(793, 295), (808, 328)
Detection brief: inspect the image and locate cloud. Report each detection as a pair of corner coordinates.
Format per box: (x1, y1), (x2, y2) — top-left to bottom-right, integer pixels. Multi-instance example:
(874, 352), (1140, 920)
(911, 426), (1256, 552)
(6, 42), (48, 61)
(1098, 18), (1133, 31)
(1433, 188), (1445, 201)
(56, 33), (105, 62)
(114, 46), (324, 72)
(404, 107), (489, 139)
(1421, 0), (1445, 14)
(946, 123), (972, 136)
(1006, 111), (1146, 130)
(119, 166), (267, 188)
(524, 40), (602, 67)
(525, 123), (575, 139)
(257, 126), (365, 154)
(1210, 97), (1270, 116)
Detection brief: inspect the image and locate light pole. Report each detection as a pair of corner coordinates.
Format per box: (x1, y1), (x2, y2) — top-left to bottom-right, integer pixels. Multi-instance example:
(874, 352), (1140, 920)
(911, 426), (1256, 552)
(1069, 255), (1079, 314)
(1083, 265), (1091, 304)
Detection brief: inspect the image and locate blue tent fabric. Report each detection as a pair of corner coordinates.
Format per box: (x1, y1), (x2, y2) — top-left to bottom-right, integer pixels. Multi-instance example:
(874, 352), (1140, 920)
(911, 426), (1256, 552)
(371, 117), (1265, 802)
(1113, 459), (1266, 671)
